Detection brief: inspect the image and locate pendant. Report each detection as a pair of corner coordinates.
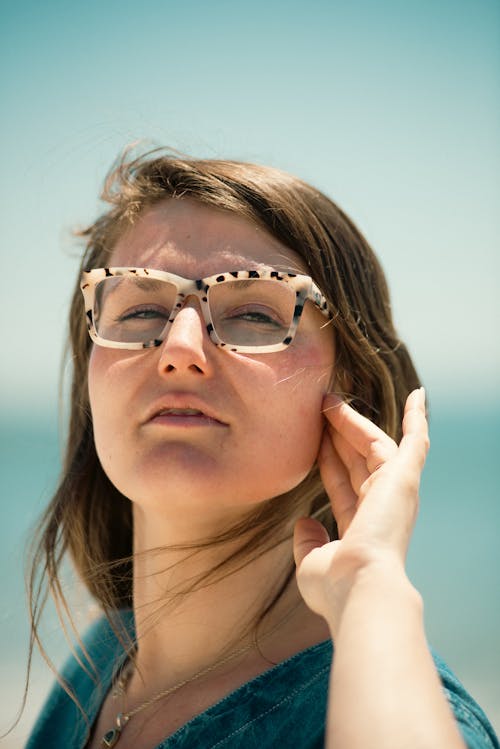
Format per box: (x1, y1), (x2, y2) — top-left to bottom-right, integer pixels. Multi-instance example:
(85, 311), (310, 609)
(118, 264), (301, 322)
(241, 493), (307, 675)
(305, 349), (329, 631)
(100, 713), (129, 748)
(101, 728), (121, 748)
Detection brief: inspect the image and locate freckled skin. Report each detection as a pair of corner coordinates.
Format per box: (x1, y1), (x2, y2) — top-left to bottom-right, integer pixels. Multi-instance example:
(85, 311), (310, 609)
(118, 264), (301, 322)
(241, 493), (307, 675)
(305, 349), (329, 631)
(88, 199), (335, 517)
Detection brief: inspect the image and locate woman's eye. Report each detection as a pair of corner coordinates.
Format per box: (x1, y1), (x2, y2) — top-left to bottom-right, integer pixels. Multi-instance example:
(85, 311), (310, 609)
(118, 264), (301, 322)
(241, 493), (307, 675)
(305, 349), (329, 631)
(225, 307), (282, 327)
(118, 307), (169, 322)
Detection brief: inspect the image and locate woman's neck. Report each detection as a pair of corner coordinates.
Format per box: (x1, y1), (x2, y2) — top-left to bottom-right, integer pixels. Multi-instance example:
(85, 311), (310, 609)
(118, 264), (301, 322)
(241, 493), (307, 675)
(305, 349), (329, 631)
(130, 503), (313, 694)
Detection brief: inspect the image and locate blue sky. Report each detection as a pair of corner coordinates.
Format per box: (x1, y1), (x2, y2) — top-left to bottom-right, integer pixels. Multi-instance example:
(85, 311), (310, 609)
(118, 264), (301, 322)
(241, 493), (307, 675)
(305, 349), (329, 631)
(1, 0), (499, 416)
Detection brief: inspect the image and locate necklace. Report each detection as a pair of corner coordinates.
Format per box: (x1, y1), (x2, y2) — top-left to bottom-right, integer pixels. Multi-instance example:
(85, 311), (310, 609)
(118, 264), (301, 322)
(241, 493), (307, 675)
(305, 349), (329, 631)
(100, 638), (257, 748)
(99, 598), (302, 749)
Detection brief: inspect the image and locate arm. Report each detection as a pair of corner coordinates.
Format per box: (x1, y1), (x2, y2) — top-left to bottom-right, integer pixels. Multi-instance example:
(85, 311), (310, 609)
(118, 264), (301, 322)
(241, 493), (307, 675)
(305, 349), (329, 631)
(294, 389), (467, 749)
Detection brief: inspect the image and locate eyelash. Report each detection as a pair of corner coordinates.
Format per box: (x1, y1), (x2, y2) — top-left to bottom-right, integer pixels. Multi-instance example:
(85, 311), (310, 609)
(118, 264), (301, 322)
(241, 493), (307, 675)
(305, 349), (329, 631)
(225, 308), (283, 327)
(117, 305), (169, 322)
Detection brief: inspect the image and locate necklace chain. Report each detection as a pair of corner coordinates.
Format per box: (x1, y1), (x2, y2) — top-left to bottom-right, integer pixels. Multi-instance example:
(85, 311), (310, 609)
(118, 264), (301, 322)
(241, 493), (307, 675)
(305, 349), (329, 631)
(126, 639), (255, 720)
(99, 604), (299, 748)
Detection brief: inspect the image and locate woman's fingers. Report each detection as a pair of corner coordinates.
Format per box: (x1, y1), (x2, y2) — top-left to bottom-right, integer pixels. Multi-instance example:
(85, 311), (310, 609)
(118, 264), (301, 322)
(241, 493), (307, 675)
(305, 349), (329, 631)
(318, 429), (358, 537)
(293, 518), (342, 618)
(293, 517), (330, 568)
(296, 389), (429, 623)
(318, 389), (429, 546)
(322, 394), (398, 473)
(399, 388), (430, 471)
(331, 428), (370, 495)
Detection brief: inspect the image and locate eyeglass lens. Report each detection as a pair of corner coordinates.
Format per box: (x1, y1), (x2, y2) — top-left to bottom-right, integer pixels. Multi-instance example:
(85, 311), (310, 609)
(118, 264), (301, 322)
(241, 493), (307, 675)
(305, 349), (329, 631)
(93, 277), (296, 346)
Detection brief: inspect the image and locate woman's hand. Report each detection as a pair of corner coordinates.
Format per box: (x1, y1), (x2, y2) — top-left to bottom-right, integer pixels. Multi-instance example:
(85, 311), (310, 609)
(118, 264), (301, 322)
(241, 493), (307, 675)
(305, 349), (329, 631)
(293, 387), (429, 633)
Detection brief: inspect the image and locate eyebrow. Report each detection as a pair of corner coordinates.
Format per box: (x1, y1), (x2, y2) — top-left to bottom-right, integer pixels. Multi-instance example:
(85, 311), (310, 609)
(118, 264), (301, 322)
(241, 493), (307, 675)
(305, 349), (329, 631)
(134, 278), (165, 292)
(95, 277), (166, 307)
(110, 277), (166, 292)
(222, 279), (261, 290)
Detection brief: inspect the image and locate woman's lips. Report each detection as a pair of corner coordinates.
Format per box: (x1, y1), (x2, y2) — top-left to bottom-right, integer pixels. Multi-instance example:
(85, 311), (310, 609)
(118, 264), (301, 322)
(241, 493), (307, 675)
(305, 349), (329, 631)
(149, 407), (227, 428)
(144, 395), (229, 428)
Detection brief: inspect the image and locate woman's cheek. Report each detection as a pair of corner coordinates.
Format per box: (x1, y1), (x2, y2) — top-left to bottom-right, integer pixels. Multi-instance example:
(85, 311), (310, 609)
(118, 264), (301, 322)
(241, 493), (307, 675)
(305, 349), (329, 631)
(87, 348), (124, 478)
(269, 354), (330, 466)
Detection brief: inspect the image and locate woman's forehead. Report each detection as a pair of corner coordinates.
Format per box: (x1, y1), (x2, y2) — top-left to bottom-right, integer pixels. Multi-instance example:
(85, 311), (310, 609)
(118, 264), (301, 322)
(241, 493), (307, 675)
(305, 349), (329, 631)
(110, 198), (308, 277)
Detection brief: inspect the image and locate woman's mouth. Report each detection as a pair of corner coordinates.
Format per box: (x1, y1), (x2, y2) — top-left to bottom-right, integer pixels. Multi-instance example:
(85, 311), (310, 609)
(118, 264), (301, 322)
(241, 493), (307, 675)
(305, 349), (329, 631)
(149, 407), (227, 427)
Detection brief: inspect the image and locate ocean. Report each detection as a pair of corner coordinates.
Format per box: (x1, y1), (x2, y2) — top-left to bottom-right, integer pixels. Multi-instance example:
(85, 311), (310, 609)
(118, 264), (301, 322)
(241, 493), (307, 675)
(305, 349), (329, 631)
(1, 406), (499, 745)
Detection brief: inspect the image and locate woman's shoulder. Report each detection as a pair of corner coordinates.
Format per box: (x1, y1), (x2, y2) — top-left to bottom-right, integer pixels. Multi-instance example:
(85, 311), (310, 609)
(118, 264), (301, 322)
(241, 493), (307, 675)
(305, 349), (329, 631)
(210, 641), (499, 749)
(152, 642), (498, 749)
(431, 651), (499, 749)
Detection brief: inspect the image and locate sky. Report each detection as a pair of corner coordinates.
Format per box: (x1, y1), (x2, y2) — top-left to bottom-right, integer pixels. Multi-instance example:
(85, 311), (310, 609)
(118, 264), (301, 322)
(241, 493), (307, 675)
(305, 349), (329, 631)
(0, 0), (499, 418)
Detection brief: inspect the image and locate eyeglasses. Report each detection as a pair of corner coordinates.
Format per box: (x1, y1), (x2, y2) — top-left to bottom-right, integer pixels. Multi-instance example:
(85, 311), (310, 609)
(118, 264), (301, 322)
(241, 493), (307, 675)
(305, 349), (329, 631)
(80, 267), (331, 353)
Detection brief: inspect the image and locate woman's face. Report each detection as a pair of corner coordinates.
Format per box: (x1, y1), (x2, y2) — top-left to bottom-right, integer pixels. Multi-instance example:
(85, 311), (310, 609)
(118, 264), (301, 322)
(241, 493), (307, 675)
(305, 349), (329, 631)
(88, 199), (335, 520)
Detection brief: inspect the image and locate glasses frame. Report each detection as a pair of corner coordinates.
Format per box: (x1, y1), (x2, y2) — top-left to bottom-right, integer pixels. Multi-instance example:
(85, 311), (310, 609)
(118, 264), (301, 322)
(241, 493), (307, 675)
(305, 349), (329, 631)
(80, 267), (331, 354)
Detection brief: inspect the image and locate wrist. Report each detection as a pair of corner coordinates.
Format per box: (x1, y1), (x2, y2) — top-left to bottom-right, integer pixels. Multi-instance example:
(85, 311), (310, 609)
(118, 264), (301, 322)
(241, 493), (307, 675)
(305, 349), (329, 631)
(324, 558), (422, 639)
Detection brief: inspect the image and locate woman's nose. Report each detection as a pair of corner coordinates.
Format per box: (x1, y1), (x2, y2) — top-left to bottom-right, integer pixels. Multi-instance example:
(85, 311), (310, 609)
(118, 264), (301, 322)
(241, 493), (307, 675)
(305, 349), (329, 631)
(156, 298), (214, 376)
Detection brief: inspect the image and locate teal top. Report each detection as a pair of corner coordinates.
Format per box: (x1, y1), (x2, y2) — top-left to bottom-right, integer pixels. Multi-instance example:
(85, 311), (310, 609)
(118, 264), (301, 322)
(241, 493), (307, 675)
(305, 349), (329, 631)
(26, 613), (499, 749)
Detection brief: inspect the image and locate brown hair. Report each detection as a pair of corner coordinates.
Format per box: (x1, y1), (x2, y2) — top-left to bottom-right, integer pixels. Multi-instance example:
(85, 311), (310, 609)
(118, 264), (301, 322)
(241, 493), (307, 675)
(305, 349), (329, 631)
(28, 146), (421, 694)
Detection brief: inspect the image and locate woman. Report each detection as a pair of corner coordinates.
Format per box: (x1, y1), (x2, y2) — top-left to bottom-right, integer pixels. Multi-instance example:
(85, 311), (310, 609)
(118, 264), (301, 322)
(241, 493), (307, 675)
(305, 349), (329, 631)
(26, 149), (498, 749)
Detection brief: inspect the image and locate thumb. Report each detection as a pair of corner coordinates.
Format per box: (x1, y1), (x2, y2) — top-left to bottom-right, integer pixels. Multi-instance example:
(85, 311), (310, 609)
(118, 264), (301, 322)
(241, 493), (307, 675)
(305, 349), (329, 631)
(293, 517), (330, 568)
